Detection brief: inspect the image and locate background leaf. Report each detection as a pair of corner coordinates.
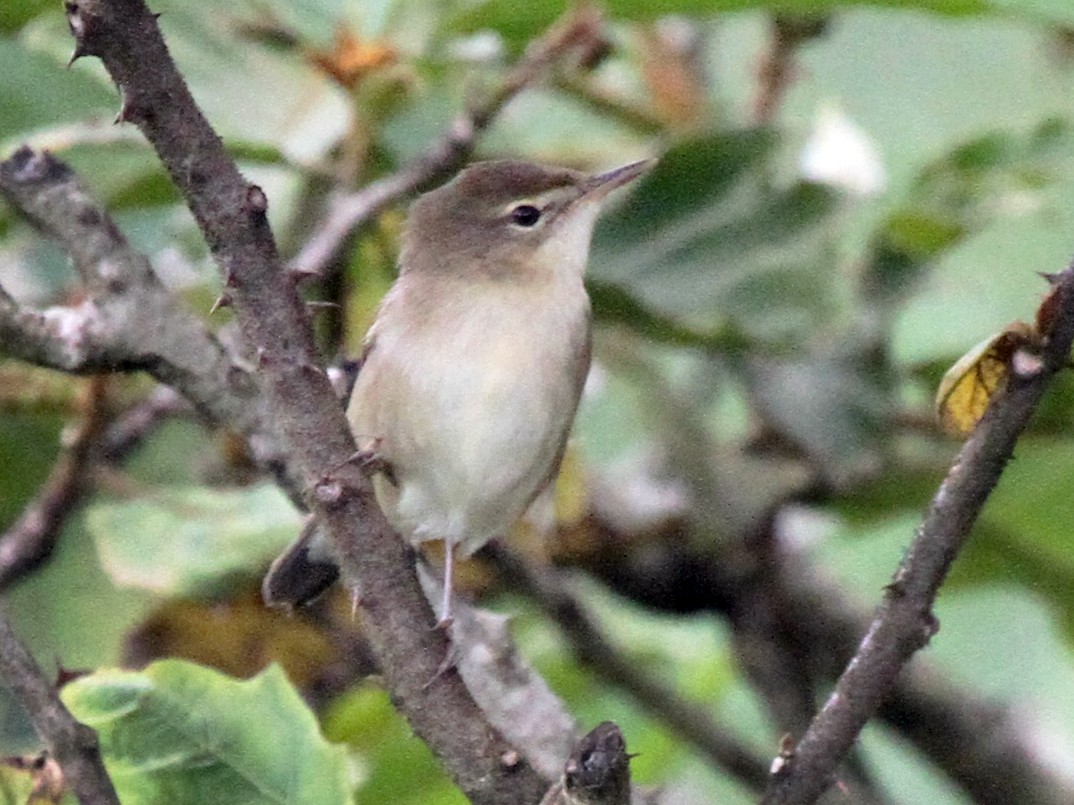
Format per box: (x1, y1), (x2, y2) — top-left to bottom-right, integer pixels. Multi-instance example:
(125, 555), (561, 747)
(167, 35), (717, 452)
(61, 661), (352, 805)
(85, 485), (302, 597)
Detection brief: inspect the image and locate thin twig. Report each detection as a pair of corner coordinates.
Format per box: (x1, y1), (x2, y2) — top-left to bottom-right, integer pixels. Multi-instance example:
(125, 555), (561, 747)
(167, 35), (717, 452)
(0, 376), (109, 592)
(777, 548), (1074, 805)
(761, 266), (1074, 804)
(0, 382), (191, 593)
(97, 385), (191, 462)
(62, 2), (548, 801)
(484, 542), (770, 793)
(753, 15), (829, 125)
(0, 606), (119, 804)
(287, 2), (607, 279)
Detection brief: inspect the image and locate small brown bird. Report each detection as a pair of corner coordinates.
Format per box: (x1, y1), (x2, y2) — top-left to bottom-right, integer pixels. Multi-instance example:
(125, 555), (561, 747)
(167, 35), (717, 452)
(265, 158), (654, 626)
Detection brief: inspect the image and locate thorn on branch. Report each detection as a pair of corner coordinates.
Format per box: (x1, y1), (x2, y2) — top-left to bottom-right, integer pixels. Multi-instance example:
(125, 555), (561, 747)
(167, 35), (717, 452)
(499, 749), (522, 771)
(114, 95), (140, 125)
(244, 184), (268, 215)
(769, 734), (796, 777)
(1011, 348), (1045, 380)
(64, 1), (104, 62)
(289, 267), (321, 286)
(209, 293), (232, 314)
(920, 611), (940, 644)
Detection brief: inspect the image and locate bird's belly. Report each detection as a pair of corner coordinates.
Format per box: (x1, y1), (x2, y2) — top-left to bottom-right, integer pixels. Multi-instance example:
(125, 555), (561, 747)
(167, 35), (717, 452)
(350, 299), (586, 552)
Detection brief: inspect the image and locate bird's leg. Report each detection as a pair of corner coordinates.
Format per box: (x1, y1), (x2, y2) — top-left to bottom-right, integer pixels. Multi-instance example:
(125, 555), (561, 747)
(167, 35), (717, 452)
(424, 541), (460, 687)
(435, 540), (455, 631)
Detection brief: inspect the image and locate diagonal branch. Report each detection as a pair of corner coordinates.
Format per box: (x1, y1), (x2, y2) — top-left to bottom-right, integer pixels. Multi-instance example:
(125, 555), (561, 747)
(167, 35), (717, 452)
(761, 265), (1074, 804)
(287, 2), (607, 279)
(0, 606), (119, 805)
(0, 376), (109, 591)
(60, 2), (548, 801)
(569, 508), (1074, 804)
(0, 381), (190, 593)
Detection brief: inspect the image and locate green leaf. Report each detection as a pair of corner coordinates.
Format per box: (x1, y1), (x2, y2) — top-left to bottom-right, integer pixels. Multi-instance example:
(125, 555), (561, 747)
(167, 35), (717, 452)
(85, 484), (302, 596)
(0, 0), (53, 34)
(61, 661), (351, 805)
(859, 121), (1071, 332)
(590, 130), (840, 343)
(744, 345), (892, 487)
(947, 438), (1074, 637)
(0, 40), (114, 143)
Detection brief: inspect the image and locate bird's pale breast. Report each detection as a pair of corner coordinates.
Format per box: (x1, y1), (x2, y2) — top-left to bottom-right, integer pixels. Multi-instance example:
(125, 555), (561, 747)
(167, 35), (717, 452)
(347, 272), (591, 554)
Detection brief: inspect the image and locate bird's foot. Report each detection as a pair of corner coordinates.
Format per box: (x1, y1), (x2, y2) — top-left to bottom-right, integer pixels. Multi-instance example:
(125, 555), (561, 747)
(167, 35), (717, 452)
(424, 641), (462, 690)
(350, 442), (397, 484)
(329, 438), (397, 484)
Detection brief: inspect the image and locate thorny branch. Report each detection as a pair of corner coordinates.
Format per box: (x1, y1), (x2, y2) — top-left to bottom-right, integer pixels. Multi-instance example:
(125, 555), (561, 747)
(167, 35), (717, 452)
(0, 376), (109, 591)
(568, 505), (1074, 805)
(762, 266), (1074, 804)
(55, 1), (610, 801)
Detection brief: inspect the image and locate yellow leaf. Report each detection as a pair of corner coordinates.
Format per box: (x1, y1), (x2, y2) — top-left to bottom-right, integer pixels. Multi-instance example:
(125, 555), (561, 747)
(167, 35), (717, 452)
(936, 322), (1036, 437)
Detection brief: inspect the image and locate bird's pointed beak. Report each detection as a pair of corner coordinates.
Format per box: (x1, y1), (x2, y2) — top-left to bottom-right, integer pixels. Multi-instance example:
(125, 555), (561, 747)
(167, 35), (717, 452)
(581, 158), (657, 202)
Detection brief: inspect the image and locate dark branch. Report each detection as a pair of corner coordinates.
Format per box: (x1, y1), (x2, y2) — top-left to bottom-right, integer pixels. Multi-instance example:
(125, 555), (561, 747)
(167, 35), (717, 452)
(777, 550), (1074, 805)
(762, 265), (1074, 804)
(424, 566), (579, 780)
(570, 507), (1074, 804)
(96, 385), (190, 463)
(61, 2), (547, 801)
(287, 2), (607, 279)
(0, 606), (119, 804)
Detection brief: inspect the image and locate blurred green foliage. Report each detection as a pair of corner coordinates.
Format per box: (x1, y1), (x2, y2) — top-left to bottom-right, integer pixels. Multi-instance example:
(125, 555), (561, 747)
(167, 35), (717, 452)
(3, 0), (1074, 803)
(61, 662), (351, 804)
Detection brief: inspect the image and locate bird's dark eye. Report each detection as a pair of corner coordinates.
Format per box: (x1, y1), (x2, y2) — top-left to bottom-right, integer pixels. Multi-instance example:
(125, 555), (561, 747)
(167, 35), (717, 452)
(510, 204), (542, 227)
